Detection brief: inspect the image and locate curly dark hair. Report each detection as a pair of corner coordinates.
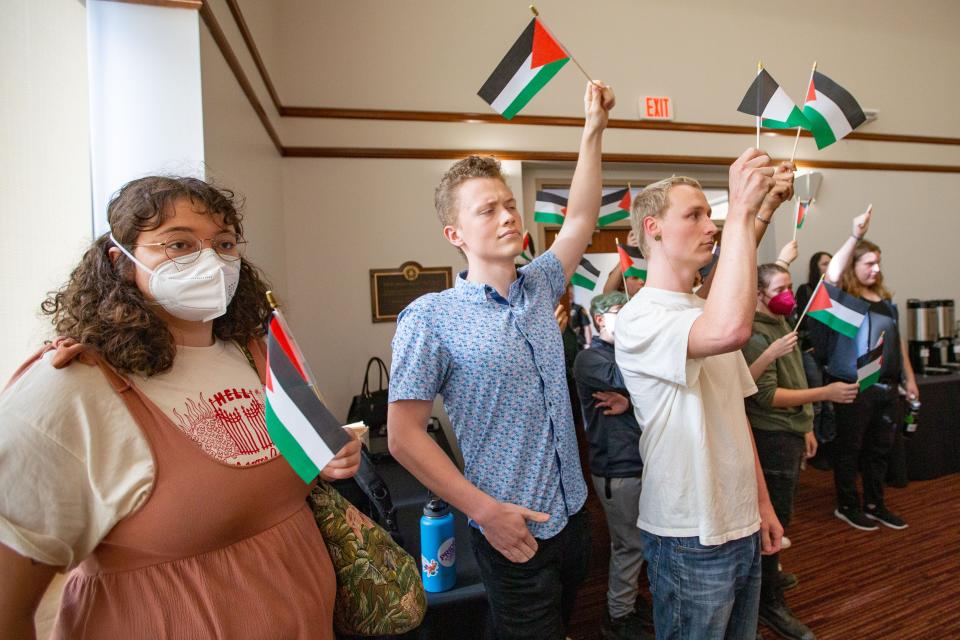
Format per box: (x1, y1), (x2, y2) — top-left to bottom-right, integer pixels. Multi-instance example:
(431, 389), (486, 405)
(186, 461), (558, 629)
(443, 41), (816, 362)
(41, 176), (273, 376)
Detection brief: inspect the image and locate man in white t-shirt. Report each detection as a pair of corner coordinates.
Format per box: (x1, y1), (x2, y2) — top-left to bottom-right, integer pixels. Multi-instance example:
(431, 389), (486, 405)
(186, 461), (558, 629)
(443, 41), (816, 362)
(615, 148), (786, 640)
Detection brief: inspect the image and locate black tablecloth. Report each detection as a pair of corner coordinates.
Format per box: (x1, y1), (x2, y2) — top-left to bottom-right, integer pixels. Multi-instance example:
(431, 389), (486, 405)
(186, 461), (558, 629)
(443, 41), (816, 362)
(900, 373), (960, 481)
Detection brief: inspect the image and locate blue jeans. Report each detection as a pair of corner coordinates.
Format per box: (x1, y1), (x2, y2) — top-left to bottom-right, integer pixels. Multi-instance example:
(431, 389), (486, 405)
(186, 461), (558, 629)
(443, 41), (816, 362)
(640, 531), (761, 640)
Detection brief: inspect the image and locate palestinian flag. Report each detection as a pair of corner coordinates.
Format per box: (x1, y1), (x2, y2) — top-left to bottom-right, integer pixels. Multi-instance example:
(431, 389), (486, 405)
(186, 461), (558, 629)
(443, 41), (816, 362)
(857, 335), (884, 391)
(617, 242), (647, 280)
(477, 18), (570, 120)
(796, 200), (811, 229)
(265, 312), (353, 483)
(737, 68), (810, 130)
(571, 256), (600, 290)
(807, 281), (870, 339)
(534, 190), (568, 225)
(802, 71), (867, 149)
(517, 231), (536, 265)
(598, 187), (632, 227)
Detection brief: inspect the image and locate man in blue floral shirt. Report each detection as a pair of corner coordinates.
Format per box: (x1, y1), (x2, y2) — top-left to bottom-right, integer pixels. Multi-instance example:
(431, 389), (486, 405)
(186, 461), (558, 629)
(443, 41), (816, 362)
(388, 81), (615, 640)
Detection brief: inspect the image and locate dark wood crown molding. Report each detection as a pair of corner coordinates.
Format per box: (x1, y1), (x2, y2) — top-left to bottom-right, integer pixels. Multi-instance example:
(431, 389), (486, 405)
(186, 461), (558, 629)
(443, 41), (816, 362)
(201, 2), (960, 171)
(281, 147), (960, 173)
(199, 2), (282, 154)
(223, 0), (283, 112)
(101, 0), (202, 8)
(278, 107), (960, 147)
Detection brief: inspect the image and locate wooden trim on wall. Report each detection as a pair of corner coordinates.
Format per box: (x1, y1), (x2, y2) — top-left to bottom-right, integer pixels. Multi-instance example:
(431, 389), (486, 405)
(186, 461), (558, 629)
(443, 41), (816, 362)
(282, 147), (960, 173)
(101, 0), (202, 8)
(223, 0), (283, 112)
(278, 107), (960, 147)
(199, 3), (283, 155)
(217, 2), (960, 149)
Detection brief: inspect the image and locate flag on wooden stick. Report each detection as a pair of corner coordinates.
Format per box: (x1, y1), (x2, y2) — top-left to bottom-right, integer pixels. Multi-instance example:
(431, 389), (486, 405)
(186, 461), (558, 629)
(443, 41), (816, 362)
(737, 68), (810, 129)
(266, 309), (353, 483)
(571, 256), (600, 290)
(802, 70), (867, 149)
(478, 18), (570, 120)
(857, 333), (885, 391)
(534, 190), (568, 224)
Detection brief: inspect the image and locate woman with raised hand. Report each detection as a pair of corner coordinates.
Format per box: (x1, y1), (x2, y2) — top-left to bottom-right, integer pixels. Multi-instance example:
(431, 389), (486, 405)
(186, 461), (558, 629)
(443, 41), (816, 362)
(821, 207), (917, 532)
(0, 176), (360, 638)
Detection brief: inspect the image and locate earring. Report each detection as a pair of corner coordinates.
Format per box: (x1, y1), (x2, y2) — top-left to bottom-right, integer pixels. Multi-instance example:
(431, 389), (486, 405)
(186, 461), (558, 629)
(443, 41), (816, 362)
(654, 234), (662, 241)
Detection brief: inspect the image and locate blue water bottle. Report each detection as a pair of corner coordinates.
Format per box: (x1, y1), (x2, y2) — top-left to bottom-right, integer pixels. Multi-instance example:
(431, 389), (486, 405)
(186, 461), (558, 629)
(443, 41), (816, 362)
(420, 498), (456, 592)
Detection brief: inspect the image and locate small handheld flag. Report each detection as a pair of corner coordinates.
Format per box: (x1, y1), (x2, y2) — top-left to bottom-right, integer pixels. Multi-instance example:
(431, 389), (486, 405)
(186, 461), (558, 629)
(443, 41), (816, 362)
(616, 241), (647, 280)
(802, 280), (870, 338)
(517, 231), (537, 265)
(477, 17), (570, 120)
(265, 295), (353, 483)
(534, 190), (568, 224)
(796, 200), (811, 229)
(598, 187), (632, 227)
(802, 70), (867, 149)
(857, 333), (885, 391)
(571, 256), (600, 290)
(737, 68), (810, 130)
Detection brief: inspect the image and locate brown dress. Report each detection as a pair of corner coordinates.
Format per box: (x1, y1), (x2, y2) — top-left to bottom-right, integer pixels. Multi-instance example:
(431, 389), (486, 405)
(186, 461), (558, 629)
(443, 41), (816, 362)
(29, 340), (335, 639)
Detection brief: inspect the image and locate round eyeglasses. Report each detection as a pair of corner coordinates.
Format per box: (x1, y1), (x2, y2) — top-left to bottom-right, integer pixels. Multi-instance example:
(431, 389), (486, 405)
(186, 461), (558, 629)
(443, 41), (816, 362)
(131, 231), (248, 265)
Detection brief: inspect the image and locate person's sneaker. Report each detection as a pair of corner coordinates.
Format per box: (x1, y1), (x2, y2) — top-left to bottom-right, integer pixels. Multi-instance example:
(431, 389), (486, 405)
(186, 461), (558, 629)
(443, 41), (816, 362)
(864, 505), (908, 530)
(759, 593), (816, 640)
(602, 610), (654, 640)
(834, 507), (878, 531)
(780, 535), (792, 550)
(779, 571), (799, 591)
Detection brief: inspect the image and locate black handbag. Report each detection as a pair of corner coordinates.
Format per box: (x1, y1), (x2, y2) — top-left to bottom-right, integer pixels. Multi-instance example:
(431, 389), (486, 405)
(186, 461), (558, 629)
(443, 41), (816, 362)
(347, 357), (390, 434)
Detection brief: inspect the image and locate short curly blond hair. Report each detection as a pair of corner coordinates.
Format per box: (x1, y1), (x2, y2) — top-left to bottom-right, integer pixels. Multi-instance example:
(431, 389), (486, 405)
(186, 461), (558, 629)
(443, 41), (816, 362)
(434, 155), (506, 227)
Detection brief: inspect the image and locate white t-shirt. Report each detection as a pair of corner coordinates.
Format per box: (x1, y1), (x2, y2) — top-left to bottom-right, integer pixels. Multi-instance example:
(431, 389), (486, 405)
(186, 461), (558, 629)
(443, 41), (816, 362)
(615, 287), (760, 545)
(0, 340), (272, 569)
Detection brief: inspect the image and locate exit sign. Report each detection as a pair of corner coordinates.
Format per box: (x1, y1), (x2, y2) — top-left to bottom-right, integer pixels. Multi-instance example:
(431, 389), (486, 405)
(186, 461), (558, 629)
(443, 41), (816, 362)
(640, 96), (673, 120)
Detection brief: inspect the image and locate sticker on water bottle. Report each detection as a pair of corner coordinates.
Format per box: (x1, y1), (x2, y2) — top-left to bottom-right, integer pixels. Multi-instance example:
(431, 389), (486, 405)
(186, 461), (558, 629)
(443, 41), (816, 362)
(422, 556), (439, 577)
(437, 537), (456, 567)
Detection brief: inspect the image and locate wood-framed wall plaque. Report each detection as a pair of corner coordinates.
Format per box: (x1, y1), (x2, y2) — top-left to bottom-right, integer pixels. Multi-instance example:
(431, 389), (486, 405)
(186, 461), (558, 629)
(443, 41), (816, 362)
(370, 261), (452, 323)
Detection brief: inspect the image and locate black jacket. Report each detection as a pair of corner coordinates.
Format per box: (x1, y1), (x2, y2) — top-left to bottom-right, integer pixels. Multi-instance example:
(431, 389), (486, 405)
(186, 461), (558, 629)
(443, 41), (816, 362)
(572, 338), (643, 478)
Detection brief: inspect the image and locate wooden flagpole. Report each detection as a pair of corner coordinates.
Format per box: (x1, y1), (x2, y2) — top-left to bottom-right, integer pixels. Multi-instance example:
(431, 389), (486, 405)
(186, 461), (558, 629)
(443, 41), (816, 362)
(616, 238), (629, 292)
(792, 200), (801, 243)
(790, 61), (818, 163)
(756, 60), (763, 149)
(793, 274), (825, 332)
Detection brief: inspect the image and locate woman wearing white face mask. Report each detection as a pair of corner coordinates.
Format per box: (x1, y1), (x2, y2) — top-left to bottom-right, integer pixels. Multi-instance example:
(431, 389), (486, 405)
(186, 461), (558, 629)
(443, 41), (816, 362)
(0, 176), (360, 638)
(741, 261), (859, 640)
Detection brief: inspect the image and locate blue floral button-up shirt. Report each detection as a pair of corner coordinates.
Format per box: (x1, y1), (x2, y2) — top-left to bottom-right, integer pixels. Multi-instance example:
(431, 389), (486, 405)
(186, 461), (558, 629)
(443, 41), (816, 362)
(389, 251), (587, 539)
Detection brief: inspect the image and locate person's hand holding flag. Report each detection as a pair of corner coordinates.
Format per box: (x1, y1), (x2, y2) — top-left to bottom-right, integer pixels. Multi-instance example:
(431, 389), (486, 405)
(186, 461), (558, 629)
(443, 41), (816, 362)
(319, 438), (362, 481)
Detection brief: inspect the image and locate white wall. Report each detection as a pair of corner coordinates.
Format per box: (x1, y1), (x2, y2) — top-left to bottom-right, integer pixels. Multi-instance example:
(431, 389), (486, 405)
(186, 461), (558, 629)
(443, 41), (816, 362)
(87, 1), (205, 235)
(0, 0), (91, 381)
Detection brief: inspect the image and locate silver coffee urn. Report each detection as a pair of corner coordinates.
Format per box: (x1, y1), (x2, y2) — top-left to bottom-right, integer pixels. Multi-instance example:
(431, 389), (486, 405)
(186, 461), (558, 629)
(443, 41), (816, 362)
(907, 299), (938, 374)
(933, 299), (957, 370)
